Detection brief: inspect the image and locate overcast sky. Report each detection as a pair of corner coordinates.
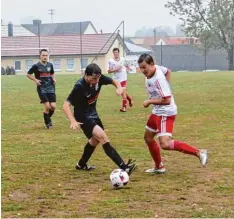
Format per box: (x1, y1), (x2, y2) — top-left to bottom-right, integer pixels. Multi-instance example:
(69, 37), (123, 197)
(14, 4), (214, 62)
(1, 0), (180, 35)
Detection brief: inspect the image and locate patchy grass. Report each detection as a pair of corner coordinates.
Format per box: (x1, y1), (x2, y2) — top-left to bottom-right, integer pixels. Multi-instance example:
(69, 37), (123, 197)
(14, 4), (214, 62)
(2, 71), (234, 218)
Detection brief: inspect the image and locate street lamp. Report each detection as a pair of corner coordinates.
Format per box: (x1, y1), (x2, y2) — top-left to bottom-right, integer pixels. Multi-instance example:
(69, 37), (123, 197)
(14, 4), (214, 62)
(33, 19), (41, 57)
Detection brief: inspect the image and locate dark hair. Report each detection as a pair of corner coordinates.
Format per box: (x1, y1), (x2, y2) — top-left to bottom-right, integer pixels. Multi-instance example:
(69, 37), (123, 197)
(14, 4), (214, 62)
(138, 53), (155, 65)
(113, 48), (120, 53)
(85, 63), (102, 76)
(40, 49), (48, 54)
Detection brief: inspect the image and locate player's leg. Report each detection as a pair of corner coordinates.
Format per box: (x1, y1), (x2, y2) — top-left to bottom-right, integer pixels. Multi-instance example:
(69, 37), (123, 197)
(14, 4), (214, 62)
(144, 114), (165, 174)
(43, 102), (51, 129)
(120, 81), (127, 112)
(125, 81), (133, 107)
(75, 136), (99, 170)
(47, 94), (56, 126)
(92, 125), (136, 175)
(157, 116), (208, 167)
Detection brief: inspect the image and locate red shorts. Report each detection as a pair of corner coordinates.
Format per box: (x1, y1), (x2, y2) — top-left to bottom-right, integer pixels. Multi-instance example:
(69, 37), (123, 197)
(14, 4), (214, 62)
(120, 80), (127, 88)
(146, 114), (176, 137)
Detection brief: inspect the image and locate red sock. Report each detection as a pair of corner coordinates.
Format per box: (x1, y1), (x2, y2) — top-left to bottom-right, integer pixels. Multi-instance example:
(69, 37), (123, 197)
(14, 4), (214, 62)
(122, 99), (127, 108)
(147, 140), (162, 169)
(126, 94), (132, 103)
(170, 140), (199, 156)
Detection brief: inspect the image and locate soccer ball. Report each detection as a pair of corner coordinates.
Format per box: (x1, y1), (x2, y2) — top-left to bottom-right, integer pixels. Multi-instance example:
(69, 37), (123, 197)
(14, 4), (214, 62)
(110, 169), (129, 188)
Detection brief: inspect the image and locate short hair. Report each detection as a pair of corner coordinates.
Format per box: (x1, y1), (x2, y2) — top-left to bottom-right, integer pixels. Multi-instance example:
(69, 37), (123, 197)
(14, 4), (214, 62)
(40, 49), (48, 54)
(113, 48), (120, 53)
(138, 53), (155, 65)
(85, 63), (102, 76)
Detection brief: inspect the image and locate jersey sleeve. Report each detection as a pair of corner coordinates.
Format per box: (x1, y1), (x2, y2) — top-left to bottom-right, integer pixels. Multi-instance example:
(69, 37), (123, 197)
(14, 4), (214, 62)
(50, 64), (55, 74)
(66, 84), (85, 106)
(27, 64), (37, 74)
(158, 65), (169, 75)
(155, 79), (171, 98)
(99, 74), (113, 85)
(108, 59), (114, 70)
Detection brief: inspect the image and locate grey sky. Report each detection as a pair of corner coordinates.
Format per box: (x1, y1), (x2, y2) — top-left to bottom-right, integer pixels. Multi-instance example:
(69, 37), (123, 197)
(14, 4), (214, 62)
(1, 0), (180, 35)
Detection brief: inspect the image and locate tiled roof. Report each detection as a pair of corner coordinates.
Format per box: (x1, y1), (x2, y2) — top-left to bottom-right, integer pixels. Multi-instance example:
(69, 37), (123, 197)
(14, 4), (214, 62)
(1, 33), (120, 57)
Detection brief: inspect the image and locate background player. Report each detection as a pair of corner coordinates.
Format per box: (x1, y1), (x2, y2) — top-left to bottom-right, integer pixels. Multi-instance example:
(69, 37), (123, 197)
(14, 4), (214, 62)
(63, 63), (136, 174)
(108, 48), (133, 112)
(27, 49), (56, 129)
(138, 54), (207, 174)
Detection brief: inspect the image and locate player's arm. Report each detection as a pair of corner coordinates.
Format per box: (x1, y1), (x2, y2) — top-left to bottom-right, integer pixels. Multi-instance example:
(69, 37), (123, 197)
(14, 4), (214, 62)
(159, 65), (171, 82)
(100, 75), (123, 96)
(143, 79), (171, 108)
(50, 64), (56, 84)
(63, 87), (83, 130)
(107, 61), (122, 73)
(143, 97), (171, 108)
(27, 65), (41, 86)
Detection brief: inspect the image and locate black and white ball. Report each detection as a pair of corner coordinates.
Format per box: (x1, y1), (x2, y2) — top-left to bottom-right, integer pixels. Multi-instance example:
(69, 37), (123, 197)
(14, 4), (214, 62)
(110, 169), (129, 188)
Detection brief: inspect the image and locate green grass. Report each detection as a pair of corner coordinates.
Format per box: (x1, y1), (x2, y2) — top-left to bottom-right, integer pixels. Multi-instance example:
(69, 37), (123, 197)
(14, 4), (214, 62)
(2, 72), (234, 218)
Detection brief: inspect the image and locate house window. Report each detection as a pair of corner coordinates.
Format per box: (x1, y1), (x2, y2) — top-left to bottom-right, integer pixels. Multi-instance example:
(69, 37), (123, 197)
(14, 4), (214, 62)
(26, 60), (33, 71)
(81, 58), (88, 69)
(14, 61), (21, 71)
(53, 59), (61, 71)
(67, 59), (75, 70)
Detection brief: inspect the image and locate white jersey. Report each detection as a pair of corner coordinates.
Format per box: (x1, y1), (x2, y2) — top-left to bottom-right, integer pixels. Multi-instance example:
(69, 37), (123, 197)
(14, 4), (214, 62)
(145, 66), (177, 116)
(108, 57), (127, 82)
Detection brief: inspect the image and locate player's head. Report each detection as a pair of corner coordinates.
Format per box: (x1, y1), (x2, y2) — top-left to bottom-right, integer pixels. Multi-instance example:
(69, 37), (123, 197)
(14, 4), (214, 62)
(84, 63), (102, 86)
(138, 54), (155, 78)
(40, 49), (49, 63)
(113, 48), (120, 59)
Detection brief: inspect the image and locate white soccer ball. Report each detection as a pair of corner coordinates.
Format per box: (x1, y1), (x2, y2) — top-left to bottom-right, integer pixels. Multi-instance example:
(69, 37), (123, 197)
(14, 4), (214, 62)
(110, 169), (129, 188)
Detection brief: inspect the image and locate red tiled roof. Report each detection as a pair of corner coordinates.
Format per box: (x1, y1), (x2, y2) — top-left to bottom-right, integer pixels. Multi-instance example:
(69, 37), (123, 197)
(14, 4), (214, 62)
(1, 33), (119, 57)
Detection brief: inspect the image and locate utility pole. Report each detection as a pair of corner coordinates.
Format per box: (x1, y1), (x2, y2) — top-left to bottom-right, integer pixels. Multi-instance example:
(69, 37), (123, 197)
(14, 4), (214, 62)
(48, 9), (55, 23)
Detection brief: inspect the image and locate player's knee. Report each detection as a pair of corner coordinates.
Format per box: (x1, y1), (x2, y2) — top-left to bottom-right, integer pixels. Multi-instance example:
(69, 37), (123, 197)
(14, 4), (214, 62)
(159, 139), (170, 150)
(50, 104), (56, 111)
(89, 138), (99, 147)
(144, 135), (154, 144)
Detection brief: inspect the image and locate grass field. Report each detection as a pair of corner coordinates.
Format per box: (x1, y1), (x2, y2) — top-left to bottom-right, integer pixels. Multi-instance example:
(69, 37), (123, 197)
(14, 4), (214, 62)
(2, 72), (234, 218)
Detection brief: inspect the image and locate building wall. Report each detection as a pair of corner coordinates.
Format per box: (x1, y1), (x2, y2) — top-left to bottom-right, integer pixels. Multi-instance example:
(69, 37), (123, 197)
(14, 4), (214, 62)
(1, 55), (107, 74)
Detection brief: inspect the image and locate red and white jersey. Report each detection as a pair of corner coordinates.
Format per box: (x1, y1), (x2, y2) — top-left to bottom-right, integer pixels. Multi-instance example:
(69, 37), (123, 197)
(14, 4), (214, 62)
(108, 57), (127, 82)
(145, 66), (177, 116)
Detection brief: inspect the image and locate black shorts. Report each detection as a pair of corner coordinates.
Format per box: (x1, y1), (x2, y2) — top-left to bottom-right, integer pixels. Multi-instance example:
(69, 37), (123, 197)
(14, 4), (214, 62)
(38, 92), (56, 104)
(80, 118), (104, 139)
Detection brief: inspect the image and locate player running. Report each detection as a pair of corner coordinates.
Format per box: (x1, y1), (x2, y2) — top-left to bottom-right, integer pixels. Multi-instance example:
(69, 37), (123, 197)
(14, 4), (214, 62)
(108, 48), (133, 112)
(63, 63), (136, 174)
(138, 54), (208, 174)
(27, 49), (56, 129)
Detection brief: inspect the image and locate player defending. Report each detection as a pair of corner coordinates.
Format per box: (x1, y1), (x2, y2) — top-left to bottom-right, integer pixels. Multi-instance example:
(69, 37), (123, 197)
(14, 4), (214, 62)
(27, 49), (56, 129)
(63, 63), (136, 173)
(108, 48), (133, 112)
(138, 54), (207, 174)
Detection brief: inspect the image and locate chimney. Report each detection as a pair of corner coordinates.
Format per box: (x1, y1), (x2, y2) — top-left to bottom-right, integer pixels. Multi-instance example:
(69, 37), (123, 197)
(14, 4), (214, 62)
(8, 22), (13, 37)
(33, 19), (42, 25)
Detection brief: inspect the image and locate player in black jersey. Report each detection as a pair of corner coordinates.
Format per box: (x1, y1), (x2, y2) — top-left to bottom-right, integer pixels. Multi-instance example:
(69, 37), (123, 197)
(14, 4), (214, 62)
(27, 49), (56, 129)
(63, 63), (136, 174)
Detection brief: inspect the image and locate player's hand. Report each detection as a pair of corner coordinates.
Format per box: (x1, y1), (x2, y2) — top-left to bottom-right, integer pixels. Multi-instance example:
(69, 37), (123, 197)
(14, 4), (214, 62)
(70, 121), (83, 130)
(143, 100), (151, 108)
(34, 79), (41, 86)
(53, 79), (56, 84)
(116, 87), (123, 96)
(116, 66), (122, 71)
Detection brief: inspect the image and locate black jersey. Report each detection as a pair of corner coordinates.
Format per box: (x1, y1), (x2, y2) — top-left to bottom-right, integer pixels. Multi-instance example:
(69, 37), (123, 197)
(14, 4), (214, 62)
(28, 62), (55, 94)
(67, 75), (113, 122)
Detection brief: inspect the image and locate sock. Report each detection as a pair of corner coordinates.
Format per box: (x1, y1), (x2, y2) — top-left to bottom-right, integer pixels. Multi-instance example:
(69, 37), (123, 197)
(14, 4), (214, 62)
(78, 142), (96, 167)
(147, 140), (162, 169)
(43, 112), (49, 124)
(126, 94), (132, 103)
(102, 142), (126, 169)
(169, 140), (199, 156)
(122, 99), (127, 108)
(49, 109), (54, 118)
